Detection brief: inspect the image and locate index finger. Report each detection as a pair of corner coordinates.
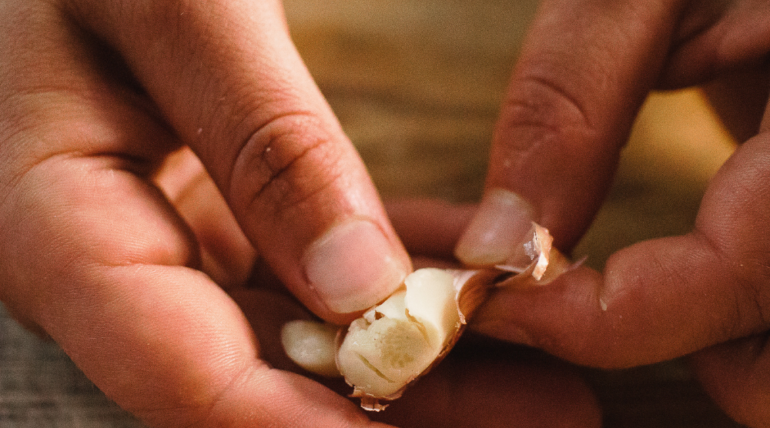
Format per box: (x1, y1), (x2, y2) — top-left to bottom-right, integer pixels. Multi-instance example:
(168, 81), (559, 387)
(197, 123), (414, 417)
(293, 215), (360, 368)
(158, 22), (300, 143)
(455, 0), (685, 264)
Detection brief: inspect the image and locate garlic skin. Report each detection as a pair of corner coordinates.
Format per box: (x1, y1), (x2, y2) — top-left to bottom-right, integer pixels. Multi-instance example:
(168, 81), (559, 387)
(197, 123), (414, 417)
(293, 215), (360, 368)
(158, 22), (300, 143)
(336, 268), (459, 401)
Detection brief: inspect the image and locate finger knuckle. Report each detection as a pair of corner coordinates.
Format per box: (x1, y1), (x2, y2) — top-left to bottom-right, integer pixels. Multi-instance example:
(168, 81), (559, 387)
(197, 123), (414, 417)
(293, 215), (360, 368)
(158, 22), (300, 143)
(228, 111), (342, 220)
(498, 72), (597, 153)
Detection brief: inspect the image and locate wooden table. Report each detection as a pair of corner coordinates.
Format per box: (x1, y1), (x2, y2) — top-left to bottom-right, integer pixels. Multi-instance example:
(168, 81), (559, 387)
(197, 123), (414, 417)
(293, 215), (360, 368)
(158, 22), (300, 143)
(0, 0), (748, 426)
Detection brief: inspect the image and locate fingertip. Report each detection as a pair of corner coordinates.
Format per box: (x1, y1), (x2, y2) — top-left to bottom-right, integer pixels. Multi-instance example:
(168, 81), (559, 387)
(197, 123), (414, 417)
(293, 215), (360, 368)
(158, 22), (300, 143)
(454, 188), (537, 266)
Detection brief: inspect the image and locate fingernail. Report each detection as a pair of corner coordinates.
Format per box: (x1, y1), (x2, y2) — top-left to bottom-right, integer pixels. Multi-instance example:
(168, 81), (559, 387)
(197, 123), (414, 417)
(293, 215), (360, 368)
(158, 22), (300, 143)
(455, 188), (537, 266)
(304, 220), (408, 314)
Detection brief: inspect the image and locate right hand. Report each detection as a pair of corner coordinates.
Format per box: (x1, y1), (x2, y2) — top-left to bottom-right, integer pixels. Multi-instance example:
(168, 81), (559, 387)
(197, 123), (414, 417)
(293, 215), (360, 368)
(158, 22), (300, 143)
(453, 0), (770, 426)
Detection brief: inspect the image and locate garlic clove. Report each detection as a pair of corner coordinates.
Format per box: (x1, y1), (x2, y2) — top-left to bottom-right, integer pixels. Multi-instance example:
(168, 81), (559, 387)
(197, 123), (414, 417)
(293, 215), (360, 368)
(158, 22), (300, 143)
(280, 320), (341, 378)
(403, 268), (460, 350)
(281, 222), (572, 411)
(336, 268), (459, 404)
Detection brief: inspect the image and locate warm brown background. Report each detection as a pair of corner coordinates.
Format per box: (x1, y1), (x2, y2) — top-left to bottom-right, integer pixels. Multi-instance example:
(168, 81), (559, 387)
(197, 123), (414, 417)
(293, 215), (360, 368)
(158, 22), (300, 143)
(0, 0), (746, 426)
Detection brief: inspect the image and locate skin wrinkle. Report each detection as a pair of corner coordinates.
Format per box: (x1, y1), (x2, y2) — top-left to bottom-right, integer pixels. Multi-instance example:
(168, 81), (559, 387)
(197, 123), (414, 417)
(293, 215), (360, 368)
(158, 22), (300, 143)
(486, 1), (681, 245)
(55, 6), (149, 98)
(492, 96), (608, 247)
(1, 14), (167, 132)
(727, 201), (770, 331)
(147, 0), (298, 159)
(658, 245), (727, 354)
(503, 72), (595, 139)
(494, 76), (599, 191)
(494, 55), (614, 224)
(481, 0), (770, 384)
(227, 108), (314, 192)
(0, 132), (39, 211)
(4, 4), (71, 62)
(258, 142), (346, 233)
(230, 111), (340, 219)
(670, 227), (770, 356)
(261, 152), (345, 222)
(1, 106), (172, 177)
(1, 53), (178, 171)
(62, 0), (222, 152)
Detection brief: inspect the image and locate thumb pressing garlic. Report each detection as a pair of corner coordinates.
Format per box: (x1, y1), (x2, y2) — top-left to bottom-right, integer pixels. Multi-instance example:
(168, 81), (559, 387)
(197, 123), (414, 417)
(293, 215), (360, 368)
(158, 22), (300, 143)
(281, 222), (572, 411)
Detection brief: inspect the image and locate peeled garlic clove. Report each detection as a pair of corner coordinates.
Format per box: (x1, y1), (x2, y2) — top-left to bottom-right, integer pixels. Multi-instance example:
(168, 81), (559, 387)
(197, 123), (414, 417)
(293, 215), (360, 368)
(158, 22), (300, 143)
(281, 320), (341, 378)
(337, 267), (524, 411)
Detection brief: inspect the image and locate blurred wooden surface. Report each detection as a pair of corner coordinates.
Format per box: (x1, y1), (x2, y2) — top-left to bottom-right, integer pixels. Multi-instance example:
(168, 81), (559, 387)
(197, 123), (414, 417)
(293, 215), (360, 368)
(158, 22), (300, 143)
(0, 0), (745, 427)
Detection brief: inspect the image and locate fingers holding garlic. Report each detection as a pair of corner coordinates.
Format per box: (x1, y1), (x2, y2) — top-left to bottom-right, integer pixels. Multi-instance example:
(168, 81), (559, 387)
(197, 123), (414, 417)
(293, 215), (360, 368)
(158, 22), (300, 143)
(281, 222), (573, 411)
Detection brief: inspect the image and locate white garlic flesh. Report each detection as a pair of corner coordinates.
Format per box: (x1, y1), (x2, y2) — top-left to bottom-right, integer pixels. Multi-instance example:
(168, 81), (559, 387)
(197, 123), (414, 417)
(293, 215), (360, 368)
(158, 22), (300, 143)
(280, 319), (340, 378)
(336, 268), (459, 401)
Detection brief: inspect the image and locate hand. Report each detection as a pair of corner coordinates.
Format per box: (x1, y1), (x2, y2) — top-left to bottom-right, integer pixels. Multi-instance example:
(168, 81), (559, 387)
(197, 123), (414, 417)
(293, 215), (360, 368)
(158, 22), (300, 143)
(0, 0), (411, 425)
(452, 0), (770, 426)
(0, 1), (600, 426)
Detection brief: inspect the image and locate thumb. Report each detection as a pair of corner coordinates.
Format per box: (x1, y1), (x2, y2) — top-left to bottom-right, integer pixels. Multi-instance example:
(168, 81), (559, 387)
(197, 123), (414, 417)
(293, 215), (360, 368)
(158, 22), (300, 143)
(68, 0), (411, 320)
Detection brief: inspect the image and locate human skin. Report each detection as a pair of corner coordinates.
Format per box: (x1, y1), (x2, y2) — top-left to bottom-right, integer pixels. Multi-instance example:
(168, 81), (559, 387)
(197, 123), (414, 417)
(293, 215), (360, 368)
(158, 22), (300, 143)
(0, 0), (602, 426)
(452, 0), (770, 426)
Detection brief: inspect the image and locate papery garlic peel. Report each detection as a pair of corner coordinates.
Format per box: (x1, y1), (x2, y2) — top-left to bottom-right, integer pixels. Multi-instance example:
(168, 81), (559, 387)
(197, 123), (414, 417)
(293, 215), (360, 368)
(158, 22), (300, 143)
(280, 222), (571, 411)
